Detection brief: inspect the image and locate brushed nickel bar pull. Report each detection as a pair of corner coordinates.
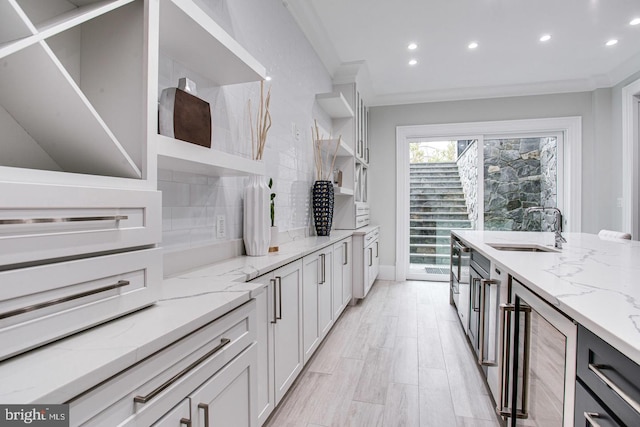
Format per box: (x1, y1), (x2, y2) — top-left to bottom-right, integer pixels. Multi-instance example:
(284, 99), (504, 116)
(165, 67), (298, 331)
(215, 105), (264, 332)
(276, 276), (283, 320)
(471, 278), (480, 312)
(180, 418), (192, 427)
(320, 254), (326, 284)
(0, 215), (128, 225)
(343, 241), (348, 265)
(198, 403), (210, 427)
(453, 239), (471, 252)
(584, 412), (602, 427)
(496, 303), (514, 417)
(479, 279), (499, 366)
(376, 241), (379, 258)
(0, 280), (130, 320)
(134, 338), (231, 404)
(369, 247), (373, 267)
(270, 278), (277, 324)
(520, 303), (533, 419)
(589, 363), (640, 414)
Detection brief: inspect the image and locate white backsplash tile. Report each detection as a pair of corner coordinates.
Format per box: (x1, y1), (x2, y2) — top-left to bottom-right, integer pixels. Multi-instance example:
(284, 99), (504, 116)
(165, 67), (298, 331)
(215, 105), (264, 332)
(159, 0), (332, 252)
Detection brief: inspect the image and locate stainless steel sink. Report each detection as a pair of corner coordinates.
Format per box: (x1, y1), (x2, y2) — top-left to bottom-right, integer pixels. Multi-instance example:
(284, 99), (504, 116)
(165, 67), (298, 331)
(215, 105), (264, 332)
(487, 243), (559, 253)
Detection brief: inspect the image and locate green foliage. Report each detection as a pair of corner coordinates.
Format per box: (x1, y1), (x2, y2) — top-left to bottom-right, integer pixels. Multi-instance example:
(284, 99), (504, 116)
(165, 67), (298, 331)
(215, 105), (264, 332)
(269, 178), (276, 227)
(425, 141), (456, 163)
(410, 143), (424, 163)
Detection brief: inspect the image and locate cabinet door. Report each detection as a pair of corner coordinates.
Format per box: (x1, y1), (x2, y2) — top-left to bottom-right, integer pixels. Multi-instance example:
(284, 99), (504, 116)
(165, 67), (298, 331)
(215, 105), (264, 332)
(251, 273), (275, 426)
(318, 247), (333, 340)
(302, 247), (333, 364)
(342, 238), (353, 306)
(302, 251), (321, 363)
(333, 238), (352, 317)
(152, 399), (191, 427)
(191, 344), (257, 427)
(332, 241), (345, 319)
(272, 260), (304, 404)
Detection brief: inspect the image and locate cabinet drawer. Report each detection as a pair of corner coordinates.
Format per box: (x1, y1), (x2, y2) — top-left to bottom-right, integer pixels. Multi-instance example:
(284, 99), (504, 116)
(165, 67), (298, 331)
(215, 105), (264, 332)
(575, 380), (623, 427)
(0, 182), (161, 266)
(355, 203), (369, 216)
(0, 248), (161, 361)
(363, 227), (379, 244)
(355, 215), (369, 228)
(70, 300), (256, 427)
(577, 325), (640, 427)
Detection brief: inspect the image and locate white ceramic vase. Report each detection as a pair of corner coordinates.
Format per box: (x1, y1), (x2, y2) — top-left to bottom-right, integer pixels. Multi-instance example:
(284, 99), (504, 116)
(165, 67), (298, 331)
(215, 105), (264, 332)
(243, 175), (270, 256)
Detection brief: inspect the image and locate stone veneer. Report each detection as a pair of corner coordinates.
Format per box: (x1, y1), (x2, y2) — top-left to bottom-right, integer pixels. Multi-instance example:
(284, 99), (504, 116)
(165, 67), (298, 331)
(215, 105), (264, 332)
(483, 137), (558, 231)
(456, 140), (478, 227)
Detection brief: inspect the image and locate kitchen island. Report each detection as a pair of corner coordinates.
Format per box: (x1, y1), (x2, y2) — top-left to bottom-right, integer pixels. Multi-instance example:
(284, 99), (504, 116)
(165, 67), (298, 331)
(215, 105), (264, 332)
(452, 230), (640, 427)
(452, 230), (640, 364)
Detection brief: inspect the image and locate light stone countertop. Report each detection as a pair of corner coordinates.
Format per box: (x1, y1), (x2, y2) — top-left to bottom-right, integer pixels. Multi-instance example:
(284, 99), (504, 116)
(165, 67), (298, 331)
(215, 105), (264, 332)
(0, 230), (356, 404)
(452, 230), (640, 365)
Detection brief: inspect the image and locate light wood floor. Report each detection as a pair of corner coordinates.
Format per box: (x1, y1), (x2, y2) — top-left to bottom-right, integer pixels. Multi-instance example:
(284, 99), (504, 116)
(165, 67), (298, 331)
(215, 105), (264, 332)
(265, 280), (503, 427)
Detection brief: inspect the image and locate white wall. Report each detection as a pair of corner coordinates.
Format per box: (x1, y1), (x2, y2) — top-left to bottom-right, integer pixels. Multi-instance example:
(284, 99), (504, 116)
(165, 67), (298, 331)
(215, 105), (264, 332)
(160, 0), (332, 251)
(368, 91), (621, 268)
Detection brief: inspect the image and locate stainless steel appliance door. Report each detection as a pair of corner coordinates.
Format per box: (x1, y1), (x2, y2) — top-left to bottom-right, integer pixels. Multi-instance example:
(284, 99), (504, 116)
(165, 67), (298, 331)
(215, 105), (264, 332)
(498, 279), (577, 427)
(468, 266), (481, 356)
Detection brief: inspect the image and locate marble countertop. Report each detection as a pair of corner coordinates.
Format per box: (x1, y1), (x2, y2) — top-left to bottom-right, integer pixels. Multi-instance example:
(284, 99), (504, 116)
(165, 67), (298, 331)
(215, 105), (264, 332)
(0, 280), (266, 404)
(164, 230), (353, 283)
(452, 230), (640, 365)
(0, 229), (358, 404)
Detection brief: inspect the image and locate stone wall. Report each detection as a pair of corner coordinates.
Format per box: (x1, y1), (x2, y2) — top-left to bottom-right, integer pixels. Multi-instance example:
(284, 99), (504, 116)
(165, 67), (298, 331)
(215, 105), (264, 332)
(456, 140), (478, 227)
(484, 138), (544, 231)
(539, 137), (558, 231)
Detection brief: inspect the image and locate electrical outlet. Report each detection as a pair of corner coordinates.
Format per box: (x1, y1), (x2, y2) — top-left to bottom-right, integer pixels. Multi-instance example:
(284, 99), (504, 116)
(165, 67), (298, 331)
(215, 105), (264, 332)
(617, 197), (623, 208)
(216, 215), (226, 239)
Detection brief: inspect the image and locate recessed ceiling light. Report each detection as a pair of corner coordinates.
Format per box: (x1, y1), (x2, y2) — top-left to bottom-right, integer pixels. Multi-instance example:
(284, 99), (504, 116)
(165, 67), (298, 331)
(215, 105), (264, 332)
(630, 18), (640, 26)
(606, 39), (619, 46)
(408, 42), (417, 50)
(265, 76), (272, 81)
(539, 34), (552, 42)
(408, 59), (418, 66)
(468, 42), (479, 49)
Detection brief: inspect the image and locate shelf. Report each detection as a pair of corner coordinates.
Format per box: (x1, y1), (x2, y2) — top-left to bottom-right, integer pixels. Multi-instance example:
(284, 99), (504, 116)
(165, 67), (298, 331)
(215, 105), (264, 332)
(334, 186), (354, 196)
(159, 0), (266, 86)
(0, 42), (141, 178)
(316, 92), (354, 118)
(317, 138), (354, 157)
(156, 134), (266, 177)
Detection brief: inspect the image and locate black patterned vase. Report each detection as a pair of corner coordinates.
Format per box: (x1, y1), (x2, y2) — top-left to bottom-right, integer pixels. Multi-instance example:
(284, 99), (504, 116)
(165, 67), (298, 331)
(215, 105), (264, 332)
(312, 180), (334, 236)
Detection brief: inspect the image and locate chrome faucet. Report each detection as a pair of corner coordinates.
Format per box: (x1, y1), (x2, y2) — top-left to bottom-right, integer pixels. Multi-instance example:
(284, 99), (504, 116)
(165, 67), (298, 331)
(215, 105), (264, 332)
(525, 206), (566, 249)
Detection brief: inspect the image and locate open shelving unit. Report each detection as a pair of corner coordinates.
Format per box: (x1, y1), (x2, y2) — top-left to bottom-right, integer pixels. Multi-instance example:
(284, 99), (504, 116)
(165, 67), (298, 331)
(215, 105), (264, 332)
(156, 135), (265, 176)
(154, 0), (267, 177)
(315, 92), (354, 119)
(0, 0), (145, 180)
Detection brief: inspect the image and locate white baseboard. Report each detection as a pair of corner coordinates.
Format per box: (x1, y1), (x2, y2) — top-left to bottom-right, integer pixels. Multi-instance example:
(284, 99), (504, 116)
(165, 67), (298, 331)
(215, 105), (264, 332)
(378, 265), (396, 281)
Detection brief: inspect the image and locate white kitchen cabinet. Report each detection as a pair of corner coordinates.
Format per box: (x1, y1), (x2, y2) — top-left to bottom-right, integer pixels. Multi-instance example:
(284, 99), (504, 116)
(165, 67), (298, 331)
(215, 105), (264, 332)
(0, 182), (161, 267)
(0, 247), (162, 362)
(252, 260), (303, 425)
(333, 237), (353, 317)
(70, 300), (256, 426)
(353, 226), (380, 300)
(302, 246), (333, 364)
(191, 344), (257, 427)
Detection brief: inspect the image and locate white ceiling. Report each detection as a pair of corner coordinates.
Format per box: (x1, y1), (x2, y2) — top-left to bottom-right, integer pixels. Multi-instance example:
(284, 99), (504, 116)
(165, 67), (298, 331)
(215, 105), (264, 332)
(284, 0), (640, 106)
